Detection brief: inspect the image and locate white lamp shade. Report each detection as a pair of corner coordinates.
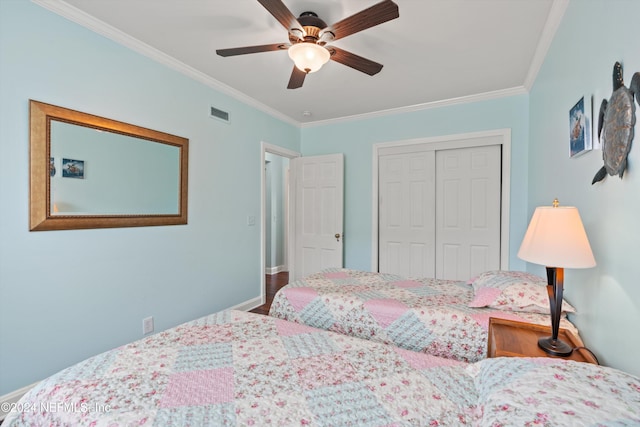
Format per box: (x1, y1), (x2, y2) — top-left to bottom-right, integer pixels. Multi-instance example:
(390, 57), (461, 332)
(518, 206), (596, 269)
(288, 43), (330, 73)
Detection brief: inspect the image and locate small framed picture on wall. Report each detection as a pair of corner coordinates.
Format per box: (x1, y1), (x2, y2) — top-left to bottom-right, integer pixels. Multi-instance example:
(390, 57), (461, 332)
(62, 158), (85, 179)
(569, 96), (592, 157)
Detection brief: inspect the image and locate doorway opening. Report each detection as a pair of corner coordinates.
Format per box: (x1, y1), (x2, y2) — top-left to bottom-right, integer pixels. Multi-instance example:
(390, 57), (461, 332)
(265, 153), (289, 275)
(260, 142), (300, 306)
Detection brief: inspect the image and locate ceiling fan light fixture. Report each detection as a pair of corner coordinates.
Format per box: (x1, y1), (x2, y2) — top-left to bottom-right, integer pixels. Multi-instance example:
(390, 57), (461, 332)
(288, 42), (330, 74)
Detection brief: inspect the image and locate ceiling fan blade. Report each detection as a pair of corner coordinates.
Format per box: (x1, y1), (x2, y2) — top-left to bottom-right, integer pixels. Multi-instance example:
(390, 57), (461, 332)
(216, 43), (289, 57)
(328, 46), (383, 75)
(257, 0), (303, 33)
(321, 0), (399, 42)
(287, 66), (307, 89)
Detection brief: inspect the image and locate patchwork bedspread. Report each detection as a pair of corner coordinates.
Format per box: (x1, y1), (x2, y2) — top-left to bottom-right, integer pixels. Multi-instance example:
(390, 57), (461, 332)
(269, 269), (579, 362)
(5, 310), (477, 426)
(5, 310), (640, 426)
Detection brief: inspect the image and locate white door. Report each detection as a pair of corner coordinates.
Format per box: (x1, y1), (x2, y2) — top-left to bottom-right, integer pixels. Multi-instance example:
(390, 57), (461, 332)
(292, 154), (344, 279)
(435, 145), (501, 280)
(378, 151), (436, 277)
(377, 144), (502, 280)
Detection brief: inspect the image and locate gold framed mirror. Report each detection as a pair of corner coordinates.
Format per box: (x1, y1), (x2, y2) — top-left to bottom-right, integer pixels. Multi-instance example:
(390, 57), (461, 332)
(30, 100), (188, 231)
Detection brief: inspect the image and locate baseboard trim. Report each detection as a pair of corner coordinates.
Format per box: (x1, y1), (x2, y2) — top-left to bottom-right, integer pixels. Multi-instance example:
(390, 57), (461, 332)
(230, 295), (265, 313)
(1, 381), (40, 421)
(265, 265), (286, 275)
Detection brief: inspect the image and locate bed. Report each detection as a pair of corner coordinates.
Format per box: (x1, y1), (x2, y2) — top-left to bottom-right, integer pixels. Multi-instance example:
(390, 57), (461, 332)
(4, 309), (639, 426)
(268, 268), (582, 362)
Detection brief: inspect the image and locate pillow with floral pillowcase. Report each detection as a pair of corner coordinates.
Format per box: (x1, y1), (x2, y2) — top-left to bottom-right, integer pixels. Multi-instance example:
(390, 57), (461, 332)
(467, 357), (640, 426)
(467, 270), (576, 314)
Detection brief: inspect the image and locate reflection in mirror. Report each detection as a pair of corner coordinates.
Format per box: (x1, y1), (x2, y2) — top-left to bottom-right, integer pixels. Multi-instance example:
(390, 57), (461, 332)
(30, 100), (189, 231)
(50, 121), (181, 215)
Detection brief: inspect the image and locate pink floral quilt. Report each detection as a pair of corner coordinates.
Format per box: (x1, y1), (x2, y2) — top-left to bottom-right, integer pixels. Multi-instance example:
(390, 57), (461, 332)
(5, 310), (639, 426)
(269, 269), (579, 362)
(5, 310), (477, 426)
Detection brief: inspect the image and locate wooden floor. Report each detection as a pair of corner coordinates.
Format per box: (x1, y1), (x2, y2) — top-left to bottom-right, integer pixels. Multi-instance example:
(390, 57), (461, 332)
(249, 271), (289, 315)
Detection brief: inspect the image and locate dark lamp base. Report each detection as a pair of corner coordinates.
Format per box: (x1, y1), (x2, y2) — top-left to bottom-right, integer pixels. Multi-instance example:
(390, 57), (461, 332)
(538, 336), (573, 357)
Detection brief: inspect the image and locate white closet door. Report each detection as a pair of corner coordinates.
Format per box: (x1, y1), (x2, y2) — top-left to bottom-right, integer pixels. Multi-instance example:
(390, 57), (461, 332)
(378, 143), (502, 280)
(435, 145), (501, 280)
(378, 151), (436, 277)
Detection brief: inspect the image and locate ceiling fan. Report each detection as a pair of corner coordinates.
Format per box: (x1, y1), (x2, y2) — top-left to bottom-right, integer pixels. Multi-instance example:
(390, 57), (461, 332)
(216, 0), (399, 89)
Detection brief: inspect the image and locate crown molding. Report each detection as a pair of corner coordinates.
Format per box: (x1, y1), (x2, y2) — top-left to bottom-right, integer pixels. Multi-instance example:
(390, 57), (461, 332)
(31, 0), (299, 127)
(523, 0), (570, 90)
(300, 86), (528, 128)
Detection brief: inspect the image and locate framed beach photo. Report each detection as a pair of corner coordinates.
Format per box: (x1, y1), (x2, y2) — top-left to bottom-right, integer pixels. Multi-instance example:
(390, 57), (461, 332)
(569, 96), (592, 157)
(62, 158), (85, 179)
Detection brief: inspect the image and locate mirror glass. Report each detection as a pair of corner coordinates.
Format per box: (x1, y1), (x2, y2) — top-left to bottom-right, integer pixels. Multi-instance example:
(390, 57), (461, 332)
(30, 100), (188, 231)
(50, 121), (181, 215)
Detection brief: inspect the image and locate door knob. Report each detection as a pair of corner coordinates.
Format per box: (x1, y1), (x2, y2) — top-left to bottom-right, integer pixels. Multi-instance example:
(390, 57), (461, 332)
(335, 233), (341, 242)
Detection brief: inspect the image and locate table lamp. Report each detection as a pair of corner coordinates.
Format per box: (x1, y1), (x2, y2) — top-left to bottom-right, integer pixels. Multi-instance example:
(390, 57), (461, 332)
(517, 199), (596, 356)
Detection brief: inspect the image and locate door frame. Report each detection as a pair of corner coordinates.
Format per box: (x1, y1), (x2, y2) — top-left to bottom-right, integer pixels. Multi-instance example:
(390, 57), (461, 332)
(260, 141), (300, 305)
(371, 128), (511, 272)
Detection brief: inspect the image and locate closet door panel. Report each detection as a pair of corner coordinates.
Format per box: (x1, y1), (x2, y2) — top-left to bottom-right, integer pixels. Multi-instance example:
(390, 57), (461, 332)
(378, 152), (435, 277)
(436, 145), (501, 280)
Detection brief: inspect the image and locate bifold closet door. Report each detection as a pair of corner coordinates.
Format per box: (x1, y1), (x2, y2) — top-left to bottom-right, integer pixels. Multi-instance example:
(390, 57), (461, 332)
(378, 145), (501, 280)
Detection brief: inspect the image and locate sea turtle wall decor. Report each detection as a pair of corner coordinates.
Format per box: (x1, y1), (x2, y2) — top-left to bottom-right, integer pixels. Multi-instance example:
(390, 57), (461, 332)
(592, 62), (640, 184)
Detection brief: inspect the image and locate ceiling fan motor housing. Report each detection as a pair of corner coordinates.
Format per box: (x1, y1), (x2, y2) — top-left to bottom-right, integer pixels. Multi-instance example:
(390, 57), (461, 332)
(295, 11), (331, 43)
(298, 11), (326, 29)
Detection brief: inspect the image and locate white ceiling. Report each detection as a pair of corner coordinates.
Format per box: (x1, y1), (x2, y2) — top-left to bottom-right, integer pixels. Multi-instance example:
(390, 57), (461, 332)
(35, 0), (566, 126)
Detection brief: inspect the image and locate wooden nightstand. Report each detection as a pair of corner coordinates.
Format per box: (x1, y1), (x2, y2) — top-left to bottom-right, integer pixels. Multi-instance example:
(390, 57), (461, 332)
(487, 317), (598, 364)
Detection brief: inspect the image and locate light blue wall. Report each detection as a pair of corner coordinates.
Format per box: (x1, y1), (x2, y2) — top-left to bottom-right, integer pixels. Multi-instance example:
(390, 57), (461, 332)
(264, 152), (286, 269)
(272, 155), (287, 267)
(301, 95), (530, 272)
(528, 0), (640, 376)
(0, 0), (299, 395)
